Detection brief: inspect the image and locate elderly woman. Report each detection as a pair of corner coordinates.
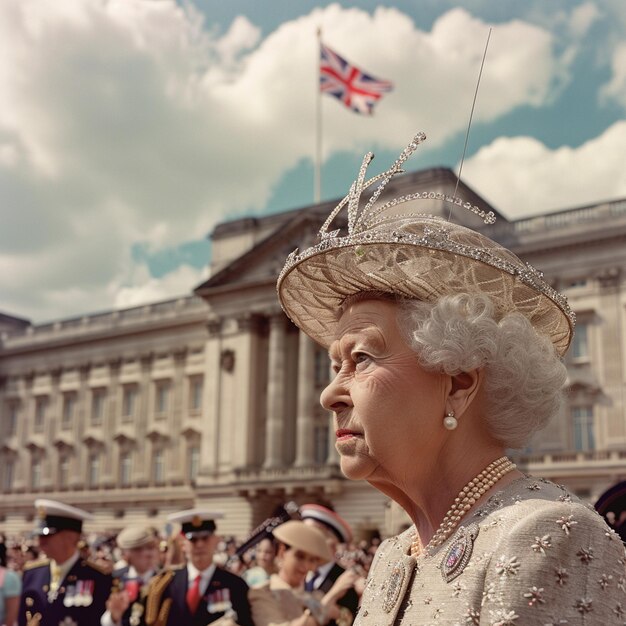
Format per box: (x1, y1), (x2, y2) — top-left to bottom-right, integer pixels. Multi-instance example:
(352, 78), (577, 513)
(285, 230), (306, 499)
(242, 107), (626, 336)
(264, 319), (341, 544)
(277, 133), (626, 624)
(249, 521), (359, 626)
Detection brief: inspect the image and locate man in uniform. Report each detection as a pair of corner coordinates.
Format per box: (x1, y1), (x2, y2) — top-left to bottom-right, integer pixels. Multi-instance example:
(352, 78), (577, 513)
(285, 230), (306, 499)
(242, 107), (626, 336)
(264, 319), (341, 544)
(101, 526), (160, 626)
(18, 498), (112, 626)
(143, 509), (252, 626)
(301, 504), (360, 626)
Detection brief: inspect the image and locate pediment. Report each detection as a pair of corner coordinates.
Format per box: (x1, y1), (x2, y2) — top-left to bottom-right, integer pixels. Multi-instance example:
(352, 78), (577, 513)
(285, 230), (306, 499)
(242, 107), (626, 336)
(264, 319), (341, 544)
(196, 211), (331, 296)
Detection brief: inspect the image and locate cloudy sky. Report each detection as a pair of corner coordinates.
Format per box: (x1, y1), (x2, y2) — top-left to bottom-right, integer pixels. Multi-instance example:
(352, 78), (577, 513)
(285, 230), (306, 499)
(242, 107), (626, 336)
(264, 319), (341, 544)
(2, 0), (626, 324)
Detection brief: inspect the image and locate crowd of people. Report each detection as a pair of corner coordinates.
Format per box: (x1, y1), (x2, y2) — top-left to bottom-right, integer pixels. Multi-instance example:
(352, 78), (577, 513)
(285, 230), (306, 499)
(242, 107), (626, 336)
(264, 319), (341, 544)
(0, 499), (375, 626)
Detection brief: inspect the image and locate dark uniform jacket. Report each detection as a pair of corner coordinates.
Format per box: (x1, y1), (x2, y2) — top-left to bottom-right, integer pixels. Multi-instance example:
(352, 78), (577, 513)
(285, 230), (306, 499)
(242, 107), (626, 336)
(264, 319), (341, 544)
(317, 563), (359, 626)
(19, 557), (112, 626)
(110, 565), (157, 626)
(143, 566), (253, 626)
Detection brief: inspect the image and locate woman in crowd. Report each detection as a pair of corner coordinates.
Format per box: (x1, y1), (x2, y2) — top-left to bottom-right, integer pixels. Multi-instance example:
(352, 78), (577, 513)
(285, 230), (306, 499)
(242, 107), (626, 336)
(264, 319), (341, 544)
(243, 537), (278, 587)
(0, 542), (21, 626)
(277, 133), (626, 624)
(249, 521), (359, 626)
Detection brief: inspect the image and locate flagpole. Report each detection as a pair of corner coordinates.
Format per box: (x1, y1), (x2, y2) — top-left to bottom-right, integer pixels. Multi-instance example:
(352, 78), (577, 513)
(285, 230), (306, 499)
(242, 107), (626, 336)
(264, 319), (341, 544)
(314, 27), (322, 204)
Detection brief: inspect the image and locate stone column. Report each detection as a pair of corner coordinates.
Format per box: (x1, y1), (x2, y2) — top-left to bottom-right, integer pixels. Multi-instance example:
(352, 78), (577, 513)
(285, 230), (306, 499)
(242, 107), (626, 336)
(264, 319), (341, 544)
(233, 314), (264, 469)
(76, 364), (91, 488)
(170, 348), (187, 483)
(202, 318), (222, 475)
(295, 332), (316, 466)
(264, 312), (287, 468)
(106, 358), (121, 485)
(137, 353), (153, 485)
(48, 368), (63, 489)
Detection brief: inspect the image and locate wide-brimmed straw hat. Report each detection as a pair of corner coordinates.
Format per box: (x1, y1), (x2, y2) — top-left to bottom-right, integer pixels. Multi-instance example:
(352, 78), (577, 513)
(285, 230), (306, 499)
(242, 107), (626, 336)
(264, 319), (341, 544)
(272, 520), (333, 562)
(277, 133), (574, 355)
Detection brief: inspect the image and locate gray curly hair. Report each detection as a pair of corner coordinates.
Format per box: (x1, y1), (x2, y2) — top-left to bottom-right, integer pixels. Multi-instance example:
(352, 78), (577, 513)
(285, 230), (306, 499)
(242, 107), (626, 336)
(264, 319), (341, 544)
(394, 293), (568, 449)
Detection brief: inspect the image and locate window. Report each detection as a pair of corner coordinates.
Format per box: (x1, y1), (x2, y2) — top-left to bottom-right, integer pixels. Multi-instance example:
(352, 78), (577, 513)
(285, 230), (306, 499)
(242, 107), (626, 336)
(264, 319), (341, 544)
(59, 456), (69, 488)
(572, 406), (595, 451)
(89, 453), (100, 487)
(31, 458), (42, 489)
(314, 349), (330, 387)
(5, 403), (18, 436)
(153, 449), (164, 484)
(62, 394), (76, 429)
(91, 389), (106, 426)
(189, 377), (203, 412)
(3, 459), (14, 491)
(188, 446), (200, 482)
(571, 323), (588, 360)
(34, 397), (47, 433)
(120, 452), (132, 487)
(155, 382), (170, 416)
(122, 386), (137, 420)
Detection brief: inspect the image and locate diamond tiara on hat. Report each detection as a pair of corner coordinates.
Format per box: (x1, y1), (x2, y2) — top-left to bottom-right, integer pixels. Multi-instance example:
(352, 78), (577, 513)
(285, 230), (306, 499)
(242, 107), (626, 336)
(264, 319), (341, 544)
(277, 132), (574, 355)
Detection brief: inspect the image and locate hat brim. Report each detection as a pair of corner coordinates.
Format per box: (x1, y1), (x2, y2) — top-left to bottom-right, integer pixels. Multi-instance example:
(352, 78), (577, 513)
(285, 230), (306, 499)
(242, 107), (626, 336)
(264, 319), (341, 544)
(278, 221), (573, 355)
(273, 522), (333, 562)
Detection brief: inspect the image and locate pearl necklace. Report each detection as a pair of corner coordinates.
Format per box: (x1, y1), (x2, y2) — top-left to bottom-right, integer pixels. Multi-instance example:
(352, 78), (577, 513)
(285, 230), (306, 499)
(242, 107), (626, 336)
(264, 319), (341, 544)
(410, 456), (516, 558)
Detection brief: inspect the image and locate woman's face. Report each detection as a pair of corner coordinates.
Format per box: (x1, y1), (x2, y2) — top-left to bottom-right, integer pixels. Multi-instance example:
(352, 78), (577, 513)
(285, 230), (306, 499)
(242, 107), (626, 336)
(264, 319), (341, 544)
(320, 298), (447, 484)
(278, 544), (320, 588)
(255, 538), (276, 570)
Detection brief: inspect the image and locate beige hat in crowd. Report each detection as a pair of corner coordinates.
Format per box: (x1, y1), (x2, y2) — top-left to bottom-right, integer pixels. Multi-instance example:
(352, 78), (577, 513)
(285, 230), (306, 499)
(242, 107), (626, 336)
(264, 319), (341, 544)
(116, 525), (158, 550)
(272, 520), (333, 562)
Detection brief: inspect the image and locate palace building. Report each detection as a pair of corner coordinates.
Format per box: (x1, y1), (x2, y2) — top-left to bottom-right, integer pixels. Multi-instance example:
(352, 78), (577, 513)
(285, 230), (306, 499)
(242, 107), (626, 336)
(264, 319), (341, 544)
(1, 167), (626, 539)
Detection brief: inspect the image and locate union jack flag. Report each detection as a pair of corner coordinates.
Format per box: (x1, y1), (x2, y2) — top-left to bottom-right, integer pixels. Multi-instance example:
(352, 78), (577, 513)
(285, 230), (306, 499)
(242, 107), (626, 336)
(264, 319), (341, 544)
(320, 42), (393, 115)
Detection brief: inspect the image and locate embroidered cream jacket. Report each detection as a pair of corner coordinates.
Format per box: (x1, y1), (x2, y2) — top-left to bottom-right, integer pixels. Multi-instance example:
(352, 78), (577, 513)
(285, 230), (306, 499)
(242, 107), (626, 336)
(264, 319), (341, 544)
(355, 477), (626, 625)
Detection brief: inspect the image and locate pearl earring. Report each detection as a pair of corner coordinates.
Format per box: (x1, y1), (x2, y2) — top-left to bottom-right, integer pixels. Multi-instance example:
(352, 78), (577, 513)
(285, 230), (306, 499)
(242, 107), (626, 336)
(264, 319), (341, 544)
(443, 411), (458, 430)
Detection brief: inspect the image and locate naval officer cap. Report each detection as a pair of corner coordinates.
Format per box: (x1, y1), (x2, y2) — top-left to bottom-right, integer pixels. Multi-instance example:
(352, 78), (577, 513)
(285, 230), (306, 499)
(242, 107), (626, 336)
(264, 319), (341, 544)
(34, 499), (94, 536)
(167, 509), (223, 539)
(300, 504), (353, 544)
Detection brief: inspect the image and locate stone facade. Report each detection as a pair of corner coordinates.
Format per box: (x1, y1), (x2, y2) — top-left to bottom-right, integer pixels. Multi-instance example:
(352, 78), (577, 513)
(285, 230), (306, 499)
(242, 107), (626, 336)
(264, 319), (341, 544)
(1, 168), (625, 540)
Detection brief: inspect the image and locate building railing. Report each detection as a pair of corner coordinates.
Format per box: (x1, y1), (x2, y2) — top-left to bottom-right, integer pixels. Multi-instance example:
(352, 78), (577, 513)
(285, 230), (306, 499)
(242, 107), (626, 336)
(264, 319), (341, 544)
(1, 296), (207, 346)
(512, 448), (626, 468)
(510, 198), (626, 234)
(233, 464), (343, 483)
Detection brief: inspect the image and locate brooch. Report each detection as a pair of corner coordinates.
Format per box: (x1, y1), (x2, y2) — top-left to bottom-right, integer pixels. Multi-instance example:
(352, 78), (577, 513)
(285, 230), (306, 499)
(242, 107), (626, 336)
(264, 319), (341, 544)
(441, 523), (479, 583)
(382, 561), (408, 613)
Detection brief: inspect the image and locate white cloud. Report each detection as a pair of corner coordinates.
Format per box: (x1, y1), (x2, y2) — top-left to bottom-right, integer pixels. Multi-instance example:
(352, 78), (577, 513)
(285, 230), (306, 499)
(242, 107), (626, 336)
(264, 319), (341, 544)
(568, 2), (601, 37)
(461, 121), (626, 218)
(114, 263), (209, 310)
(0, 1), (570, 321)
(600, 42), (626, 108)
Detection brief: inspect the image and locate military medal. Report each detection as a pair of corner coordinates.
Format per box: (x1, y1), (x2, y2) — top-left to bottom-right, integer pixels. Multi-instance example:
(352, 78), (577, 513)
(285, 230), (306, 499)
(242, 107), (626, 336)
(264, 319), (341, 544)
(129, 601), (145, 626)
(63, 585), (76, 607)
(79, 579), (94, 606)
(207, 588), (232, 613)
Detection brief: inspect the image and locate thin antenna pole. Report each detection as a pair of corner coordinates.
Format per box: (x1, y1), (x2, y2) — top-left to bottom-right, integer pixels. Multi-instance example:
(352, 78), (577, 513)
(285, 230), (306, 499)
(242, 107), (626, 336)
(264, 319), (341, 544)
(314, 28), (322, 204)
(453, 27), (492, 201)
